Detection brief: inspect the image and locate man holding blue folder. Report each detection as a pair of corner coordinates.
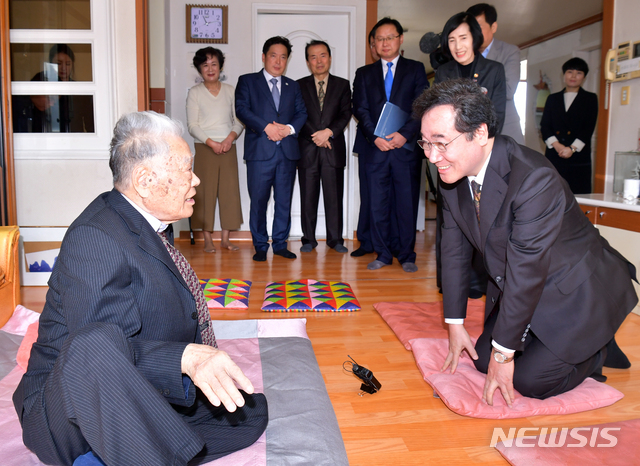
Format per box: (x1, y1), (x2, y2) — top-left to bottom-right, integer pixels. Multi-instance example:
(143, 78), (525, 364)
(352, 17), (428, 272)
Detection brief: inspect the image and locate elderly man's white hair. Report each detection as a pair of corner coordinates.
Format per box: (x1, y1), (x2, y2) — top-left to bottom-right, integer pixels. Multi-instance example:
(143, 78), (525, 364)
(109, 111), (185, 190)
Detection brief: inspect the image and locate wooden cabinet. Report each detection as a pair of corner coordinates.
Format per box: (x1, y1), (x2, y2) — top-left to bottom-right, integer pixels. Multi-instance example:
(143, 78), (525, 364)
(579, 204), (596, 224)
(579, 204), (640, 233)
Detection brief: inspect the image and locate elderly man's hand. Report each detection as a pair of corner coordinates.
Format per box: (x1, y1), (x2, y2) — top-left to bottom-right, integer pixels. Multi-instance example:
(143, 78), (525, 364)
(181, 343), (255, 412)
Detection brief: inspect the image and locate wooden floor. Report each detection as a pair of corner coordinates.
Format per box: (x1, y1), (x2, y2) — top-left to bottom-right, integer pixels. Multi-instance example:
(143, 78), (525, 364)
(20, 200), (640, 465)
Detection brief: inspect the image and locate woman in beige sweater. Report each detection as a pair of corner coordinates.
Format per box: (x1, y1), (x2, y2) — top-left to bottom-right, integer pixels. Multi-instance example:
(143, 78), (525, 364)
(187, 47), (244, 252)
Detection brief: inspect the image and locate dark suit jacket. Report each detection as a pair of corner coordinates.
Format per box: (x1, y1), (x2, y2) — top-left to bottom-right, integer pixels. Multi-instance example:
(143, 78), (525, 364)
(297, 74), (351, 168)
(235, 70), (307, 162)
(352, 56), (428, 164)
(15, 189), (200, 420)
(440, 137), (637, 364)
(540, 87), (598, 168)
(434, 55), (507, 134)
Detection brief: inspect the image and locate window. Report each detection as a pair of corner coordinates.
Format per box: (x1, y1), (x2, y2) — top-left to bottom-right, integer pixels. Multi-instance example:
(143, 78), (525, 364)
(515, 59), (528, 136)
(9, 0), (91, 30)
(10, 0), (114, 152)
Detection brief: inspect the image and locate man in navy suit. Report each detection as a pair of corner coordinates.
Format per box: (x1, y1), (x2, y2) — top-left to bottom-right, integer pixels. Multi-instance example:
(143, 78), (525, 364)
(352, 17), (428, 272)
(350, 27), (382, 258)
(13, 112), (268, 465)
(235, 36), (308, 262)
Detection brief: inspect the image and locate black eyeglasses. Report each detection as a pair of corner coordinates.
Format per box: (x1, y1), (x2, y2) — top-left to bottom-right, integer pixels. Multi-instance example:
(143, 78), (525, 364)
(375, 35), (400, 43)
(417, 132), (464, 152)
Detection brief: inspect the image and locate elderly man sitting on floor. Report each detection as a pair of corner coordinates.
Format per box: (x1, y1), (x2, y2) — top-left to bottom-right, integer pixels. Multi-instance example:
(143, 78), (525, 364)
(13, 111), (268, 465)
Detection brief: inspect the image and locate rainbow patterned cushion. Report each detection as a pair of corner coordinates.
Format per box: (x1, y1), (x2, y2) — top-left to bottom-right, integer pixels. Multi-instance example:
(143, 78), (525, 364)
(200, 278), (252, 309)
(261, 279), (361, 312)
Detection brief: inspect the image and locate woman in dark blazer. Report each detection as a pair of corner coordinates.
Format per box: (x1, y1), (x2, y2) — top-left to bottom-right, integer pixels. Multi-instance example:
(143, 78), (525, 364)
(434, 12), (506, 133)
(540, 57), (598, 194)
(433, 12), (508, 299)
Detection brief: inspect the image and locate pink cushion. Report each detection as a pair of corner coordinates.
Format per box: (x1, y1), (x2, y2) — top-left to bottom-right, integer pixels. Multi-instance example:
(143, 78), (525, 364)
(495, 418), (640, 464)
(373, 300), (485, 349)
(411, 337), (624, 419)
(16, 321), (39, 371)
(1, 305), (40, 336)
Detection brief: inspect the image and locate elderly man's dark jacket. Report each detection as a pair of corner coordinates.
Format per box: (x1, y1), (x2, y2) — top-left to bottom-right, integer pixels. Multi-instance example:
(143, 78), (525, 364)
(13, 189), (201, 456)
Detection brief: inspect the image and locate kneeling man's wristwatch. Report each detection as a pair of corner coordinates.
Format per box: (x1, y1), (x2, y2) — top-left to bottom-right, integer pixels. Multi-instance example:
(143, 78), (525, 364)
(492, 349), (514, 364)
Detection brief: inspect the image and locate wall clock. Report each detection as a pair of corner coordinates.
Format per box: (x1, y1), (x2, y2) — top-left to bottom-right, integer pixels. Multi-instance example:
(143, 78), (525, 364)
(186, 4), (228, 44)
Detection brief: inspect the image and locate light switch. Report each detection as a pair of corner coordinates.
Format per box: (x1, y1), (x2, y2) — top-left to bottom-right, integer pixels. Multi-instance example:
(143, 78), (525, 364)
(621, 86), (630, 105)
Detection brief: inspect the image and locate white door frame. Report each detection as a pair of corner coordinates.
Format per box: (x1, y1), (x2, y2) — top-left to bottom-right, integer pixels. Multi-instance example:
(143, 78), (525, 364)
(252, 3), (358, 239)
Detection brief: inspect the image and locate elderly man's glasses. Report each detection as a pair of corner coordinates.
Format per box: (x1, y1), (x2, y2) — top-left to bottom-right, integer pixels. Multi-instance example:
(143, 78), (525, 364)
(375, 35), (400, 43)
(417, 132), (464, 152)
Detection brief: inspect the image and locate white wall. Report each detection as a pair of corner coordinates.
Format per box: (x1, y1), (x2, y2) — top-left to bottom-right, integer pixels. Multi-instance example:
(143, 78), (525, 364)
(163, 0), (367, 235)
(521, 22), (602, 152)
(14, 0), (139, 227)
(606, 0), (640, 193)
(592, 0), (640, 309)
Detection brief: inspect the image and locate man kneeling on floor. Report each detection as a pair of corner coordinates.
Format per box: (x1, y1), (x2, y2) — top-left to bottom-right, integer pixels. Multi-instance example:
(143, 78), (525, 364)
(413, 79), (638, 406)
(13, 111), (268, 465)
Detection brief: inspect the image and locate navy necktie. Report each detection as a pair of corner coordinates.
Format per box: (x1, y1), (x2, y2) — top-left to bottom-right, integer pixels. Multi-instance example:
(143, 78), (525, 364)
(384, 62), (394, 101)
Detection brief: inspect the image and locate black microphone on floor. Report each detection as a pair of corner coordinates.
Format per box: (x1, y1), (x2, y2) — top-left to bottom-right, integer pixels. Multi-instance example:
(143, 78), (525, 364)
(343, 355), (381, 395)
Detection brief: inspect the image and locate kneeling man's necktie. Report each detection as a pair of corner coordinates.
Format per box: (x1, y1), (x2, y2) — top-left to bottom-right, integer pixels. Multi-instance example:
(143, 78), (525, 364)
(470, 180), (481, 223)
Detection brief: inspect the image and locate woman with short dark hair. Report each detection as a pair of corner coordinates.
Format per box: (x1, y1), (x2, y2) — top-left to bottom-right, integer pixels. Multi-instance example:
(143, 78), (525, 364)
(186, 47), (244, 252)
(540, 57), (597, 194)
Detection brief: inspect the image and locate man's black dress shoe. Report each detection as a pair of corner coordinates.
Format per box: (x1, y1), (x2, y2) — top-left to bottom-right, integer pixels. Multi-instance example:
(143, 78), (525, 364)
(604, 337), (631, 369)
(253, 250), (267, 262)
(274, 248), (296, 259)
(350, 247), (373, 257)
(590, 348), (608, 382)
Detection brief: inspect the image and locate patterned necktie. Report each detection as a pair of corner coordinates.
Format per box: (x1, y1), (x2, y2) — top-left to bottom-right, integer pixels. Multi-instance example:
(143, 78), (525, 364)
(384, 62), (394, 101)
(270, 78), (280, 110)
(470, 180), (482, 223)
(318, 80), (325, 110)
(157, 230), (217, 348)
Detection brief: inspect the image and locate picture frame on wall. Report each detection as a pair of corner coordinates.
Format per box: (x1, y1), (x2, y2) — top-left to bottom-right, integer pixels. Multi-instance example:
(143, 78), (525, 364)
(19, 227), (67, 286)
(186, 4), (228, 44)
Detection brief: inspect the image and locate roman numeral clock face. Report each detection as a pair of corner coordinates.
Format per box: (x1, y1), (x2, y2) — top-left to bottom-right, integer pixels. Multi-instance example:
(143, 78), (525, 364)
(186, 5), (228, 43)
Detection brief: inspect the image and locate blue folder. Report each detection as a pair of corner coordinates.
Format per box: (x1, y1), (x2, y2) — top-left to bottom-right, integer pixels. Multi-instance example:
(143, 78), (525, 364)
(374, 102), (413, 151)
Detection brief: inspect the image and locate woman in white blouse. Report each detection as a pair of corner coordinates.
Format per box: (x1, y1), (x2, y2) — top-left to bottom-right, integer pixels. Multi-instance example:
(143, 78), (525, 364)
(187, 47), (244, 252)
